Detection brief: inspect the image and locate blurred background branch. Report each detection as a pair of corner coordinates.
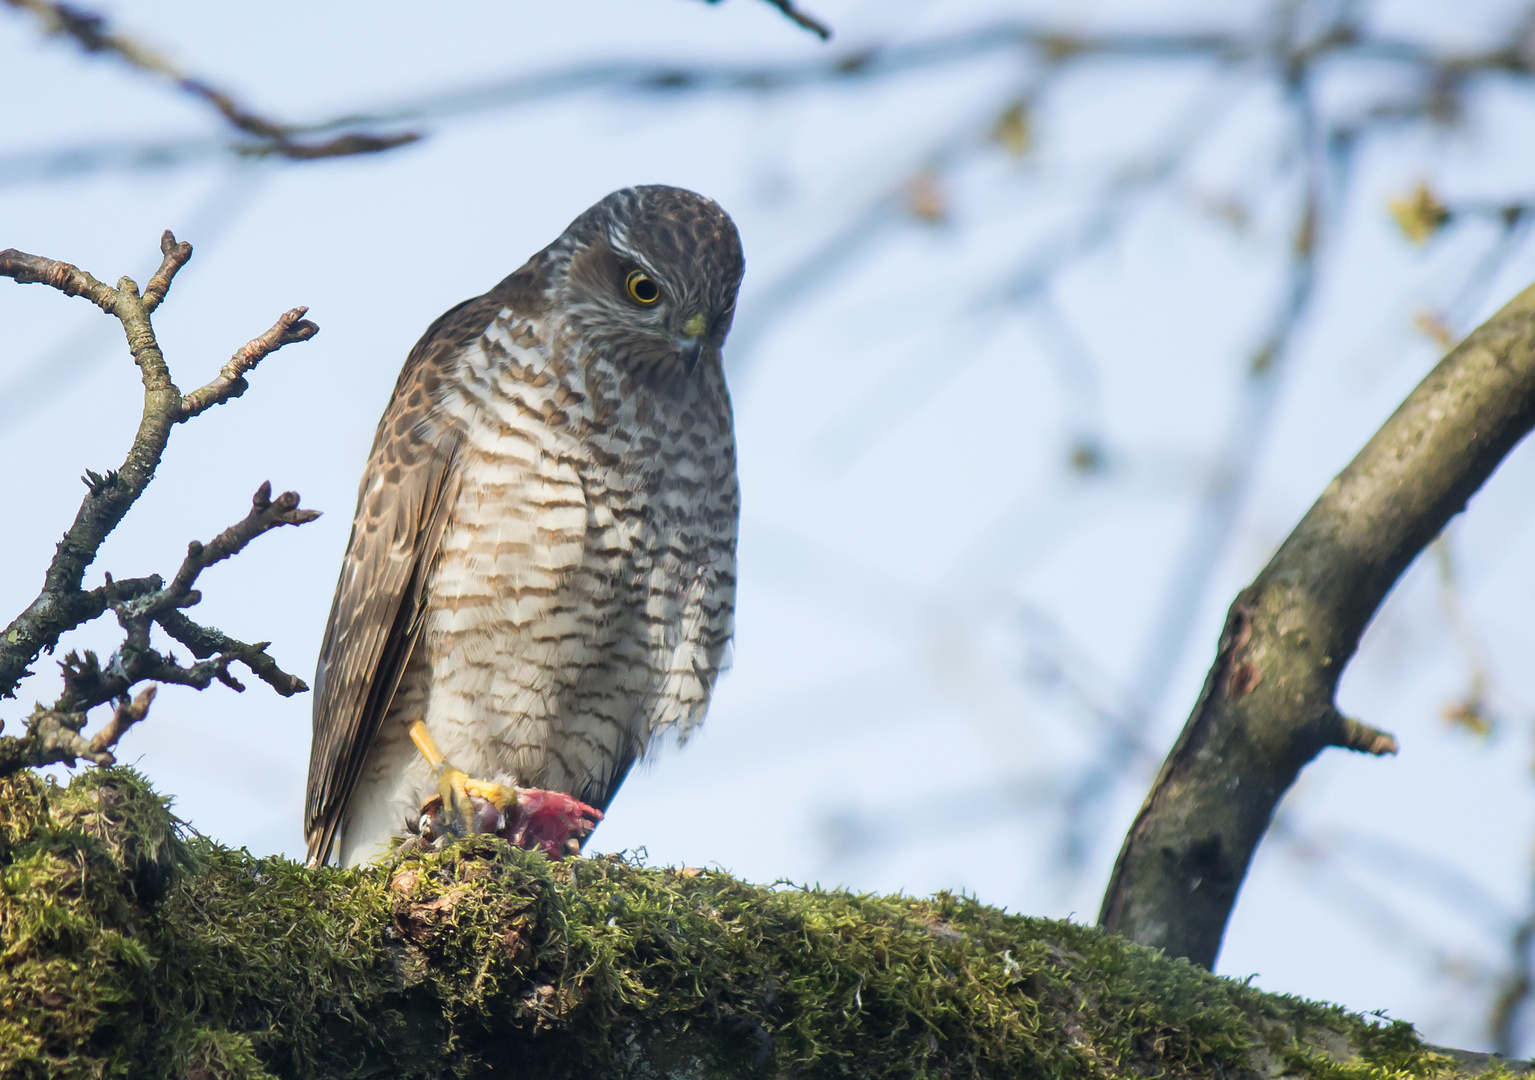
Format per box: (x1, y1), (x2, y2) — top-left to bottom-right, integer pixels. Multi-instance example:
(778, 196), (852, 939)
(10, 9), (1535, 185)
(700, 0), (833, 39)
(2, 0), (421, 160)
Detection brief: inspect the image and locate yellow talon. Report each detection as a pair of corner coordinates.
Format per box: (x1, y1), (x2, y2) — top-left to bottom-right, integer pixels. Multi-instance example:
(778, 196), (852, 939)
(462, 776), (516, 810)
(440, 766), (475, 837)
(408, 720), (516, 837)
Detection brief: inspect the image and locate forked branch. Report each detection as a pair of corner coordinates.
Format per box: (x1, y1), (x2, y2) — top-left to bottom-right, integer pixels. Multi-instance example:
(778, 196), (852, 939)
(0, 230), (320, 776)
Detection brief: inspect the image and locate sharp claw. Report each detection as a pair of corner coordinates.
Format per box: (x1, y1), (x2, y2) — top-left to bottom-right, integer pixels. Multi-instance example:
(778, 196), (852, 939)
(411, 721), (545, 847)
(439, 767), (476, 838)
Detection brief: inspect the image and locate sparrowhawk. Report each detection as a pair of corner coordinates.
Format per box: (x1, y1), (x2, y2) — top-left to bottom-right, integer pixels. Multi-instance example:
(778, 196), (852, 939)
(305, 186), (743, 868)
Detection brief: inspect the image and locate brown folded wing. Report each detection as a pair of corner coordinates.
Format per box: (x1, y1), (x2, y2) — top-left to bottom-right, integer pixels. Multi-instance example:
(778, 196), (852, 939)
(303, 293), (503, 866)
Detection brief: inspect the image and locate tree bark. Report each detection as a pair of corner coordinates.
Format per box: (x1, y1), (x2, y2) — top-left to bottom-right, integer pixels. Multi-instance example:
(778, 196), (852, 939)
(1099, 282), (1535, 968)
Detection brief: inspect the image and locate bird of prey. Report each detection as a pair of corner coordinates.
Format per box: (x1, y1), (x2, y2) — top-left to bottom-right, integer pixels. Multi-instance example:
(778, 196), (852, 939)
(305, 186), (744, 868)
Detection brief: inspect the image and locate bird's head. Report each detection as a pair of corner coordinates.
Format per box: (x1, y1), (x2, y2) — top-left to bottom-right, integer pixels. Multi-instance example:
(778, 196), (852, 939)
(554, 185), (745, 387)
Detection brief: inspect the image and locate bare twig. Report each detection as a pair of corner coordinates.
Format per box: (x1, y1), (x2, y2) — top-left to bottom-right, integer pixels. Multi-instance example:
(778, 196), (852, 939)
(157, 482), (320, 603)
(3, 0), (420, 160)
(758, 0), (831, 39)
(698, 0), (831, 40)
(1099, 281), (1535, 967)
(0, 681), (156, 773)
(0, 247), (118, 310)
(0, 707), (94, 773)
(87, 686), (156, 759)
(0, 231), (319, 777)
(19, 486), (319, 749)
(158, 612), (309, 697)
(19, 483), (317, 753)
(142, 230), (193, 313)
(179, 310), (318, 420)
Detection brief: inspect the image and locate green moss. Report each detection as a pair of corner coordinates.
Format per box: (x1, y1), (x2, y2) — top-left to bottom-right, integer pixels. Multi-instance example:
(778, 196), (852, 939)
(159, 1026), (278, 1080)
(0, 768), (184, 1078)
(0, 768), (1515, 1078)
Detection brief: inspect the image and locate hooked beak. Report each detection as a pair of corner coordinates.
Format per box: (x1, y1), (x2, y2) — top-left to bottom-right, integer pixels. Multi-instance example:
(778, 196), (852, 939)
(675, 336), (704, 376)
(675, 311), (708, 376)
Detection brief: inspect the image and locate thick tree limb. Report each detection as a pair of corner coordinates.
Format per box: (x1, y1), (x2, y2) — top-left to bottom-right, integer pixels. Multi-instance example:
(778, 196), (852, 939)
(1100, 282), (1535, 967)
(4, 766), (1527, 1079)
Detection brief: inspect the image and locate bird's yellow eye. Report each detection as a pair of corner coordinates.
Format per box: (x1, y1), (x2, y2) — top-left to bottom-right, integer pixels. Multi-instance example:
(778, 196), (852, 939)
(625, 270), (661, 305)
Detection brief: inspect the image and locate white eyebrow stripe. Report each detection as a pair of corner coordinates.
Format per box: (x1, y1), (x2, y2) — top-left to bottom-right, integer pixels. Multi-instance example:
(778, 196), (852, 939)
(606, 228), (664, 281)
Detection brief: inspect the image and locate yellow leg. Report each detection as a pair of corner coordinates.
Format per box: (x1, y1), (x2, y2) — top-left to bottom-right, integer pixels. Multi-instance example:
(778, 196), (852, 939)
(408, 720), (446, 770)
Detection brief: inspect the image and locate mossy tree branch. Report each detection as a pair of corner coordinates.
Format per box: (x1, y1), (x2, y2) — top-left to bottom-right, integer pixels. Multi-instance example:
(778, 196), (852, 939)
(1100, 282), (1535, 968)
(4, 766), (1529, 1080)
(0, 232), (319, 775)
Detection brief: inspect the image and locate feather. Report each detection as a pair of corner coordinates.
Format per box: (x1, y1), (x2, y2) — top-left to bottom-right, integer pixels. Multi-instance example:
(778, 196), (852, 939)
(304, 294), (496, 866)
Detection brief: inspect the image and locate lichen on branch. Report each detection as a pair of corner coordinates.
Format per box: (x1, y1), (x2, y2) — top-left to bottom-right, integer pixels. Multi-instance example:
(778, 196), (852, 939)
(0, 231), (320, 775)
